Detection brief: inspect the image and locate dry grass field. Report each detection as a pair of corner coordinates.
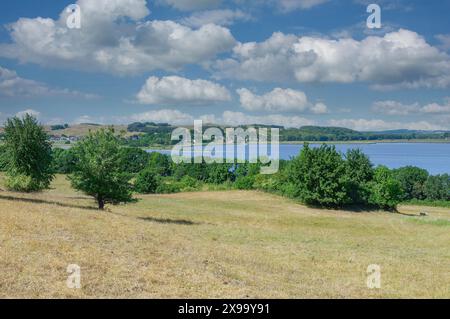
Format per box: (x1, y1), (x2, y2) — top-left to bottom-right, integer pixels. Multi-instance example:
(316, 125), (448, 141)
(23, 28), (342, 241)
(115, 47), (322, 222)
(0, 175), (449, 298)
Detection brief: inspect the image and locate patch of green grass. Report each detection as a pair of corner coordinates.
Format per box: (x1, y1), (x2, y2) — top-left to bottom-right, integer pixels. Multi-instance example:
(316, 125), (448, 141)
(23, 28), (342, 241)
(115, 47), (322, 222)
(408, 218), (450, 227)
(403, 199), (450, 208)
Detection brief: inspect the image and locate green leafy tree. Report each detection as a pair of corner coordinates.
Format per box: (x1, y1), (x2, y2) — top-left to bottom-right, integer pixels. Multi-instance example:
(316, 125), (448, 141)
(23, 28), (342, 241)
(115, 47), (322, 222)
(424, 174), (450, 201)
(287, 144), (350, 207)
(393, 166), (429, 200)
(368, 166), (404, 210)
(134, 168), (159, 194)
(0, 144), (7, 171)
(173, 162), (208, 181)
(233, 163), (261, 190)
(3, 114), (53, 192)
(205, 163), (233, 184)
(51, 148), (78, 174)
(148, 152), (172, 176)
(178, 175), (201, 191)
(69, 129), (133, 209)
(345, 149), (374, 204)
(119, 147), (150, 173)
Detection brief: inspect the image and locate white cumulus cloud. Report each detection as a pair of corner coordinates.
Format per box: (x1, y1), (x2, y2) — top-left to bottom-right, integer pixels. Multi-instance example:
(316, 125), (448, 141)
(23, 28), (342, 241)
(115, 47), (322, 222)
(221, 110), (316, 128)
(15, 109), (41, 119)
(125, 109), (194, 125)
(0, 66), (96, 98)
(136, 76), (231, 105)
(97, 109), (450, 131)
(236, 87), (328, 114)
(213, 29), (450, 89)
(327, 118), (447, 131)
(0, 0), (236, 75)
(161, 0), (221, 11)
(373, 98), (450, 115)
(436, 34), (450, 51)
(275, 0), (329, 12)
(118, 109), (315, 128)
(180, 9), (252, 27)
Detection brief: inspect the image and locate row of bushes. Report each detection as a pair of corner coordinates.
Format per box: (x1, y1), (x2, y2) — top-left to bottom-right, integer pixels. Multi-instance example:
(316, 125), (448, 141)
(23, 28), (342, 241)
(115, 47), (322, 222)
(254, 146), (449, 209)
(48, 143), (449, 210)
(50, 146), (263, 192)
(1, 115), (448, 211)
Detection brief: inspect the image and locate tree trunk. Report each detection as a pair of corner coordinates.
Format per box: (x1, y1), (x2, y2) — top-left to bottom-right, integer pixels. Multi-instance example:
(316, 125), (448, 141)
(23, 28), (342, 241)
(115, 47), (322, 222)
(98, 197), (105, 210)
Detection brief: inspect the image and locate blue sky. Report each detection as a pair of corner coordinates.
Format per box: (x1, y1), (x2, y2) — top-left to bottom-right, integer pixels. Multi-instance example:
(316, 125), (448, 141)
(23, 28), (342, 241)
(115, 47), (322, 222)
(0, 0), (450, 131)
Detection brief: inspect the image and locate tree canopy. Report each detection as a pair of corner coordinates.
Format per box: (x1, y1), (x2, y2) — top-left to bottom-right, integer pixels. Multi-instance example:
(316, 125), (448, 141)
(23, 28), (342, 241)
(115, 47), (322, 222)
(3, 114), (53, 192)
(69, 129), (133, 209)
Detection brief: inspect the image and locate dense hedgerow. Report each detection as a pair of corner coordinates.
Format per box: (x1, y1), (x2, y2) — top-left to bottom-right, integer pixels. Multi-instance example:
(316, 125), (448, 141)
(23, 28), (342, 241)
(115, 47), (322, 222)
(4, 121), (447, 211)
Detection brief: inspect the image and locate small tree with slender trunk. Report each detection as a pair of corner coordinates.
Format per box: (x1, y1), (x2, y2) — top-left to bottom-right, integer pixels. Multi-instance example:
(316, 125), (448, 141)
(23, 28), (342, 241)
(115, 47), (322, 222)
(3, 114), (54, 192)
(69, 128), (133, 210)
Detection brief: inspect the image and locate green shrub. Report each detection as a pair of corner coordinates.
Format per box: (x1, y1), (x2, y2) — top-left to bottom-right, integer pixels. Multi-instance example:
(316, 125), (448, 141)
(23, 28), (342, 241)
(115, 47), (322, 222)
(3, 114), (54, 191)
(0, 144), (7, 172)
(204, 180), (234, 191)
(51, 148), (78, 174)
(234, 175), (256, 190)
(179, 175), (201, 191)
(119, 147), (150, 174)
(393, 166), (429, 200)
(234, 163), (261, 179)
(424, 174), (450, 201)
(287, 144), (351, 207)
(155, 180), (181, 194)
(204, 163), (232, 184)
(134, 168), (159, 194)
(345, 149), (374, 204)
(253, 174), (274, 192)
(173, 163), (208, 181)
(279, 182), (299, 199)
(148, 152), (172, 176)
(368, 166), (404, 210)
(5, 174), (41, 192)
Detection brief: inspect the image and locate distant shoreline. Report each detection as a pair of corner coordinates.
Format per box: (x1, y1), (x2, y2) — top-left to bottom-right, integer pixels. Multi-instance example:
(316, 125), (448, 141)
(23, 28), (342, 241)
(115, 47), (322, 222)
(47, 138), (450, 150)
(136, 139), (450, 151)
(279, 139), (450, 145)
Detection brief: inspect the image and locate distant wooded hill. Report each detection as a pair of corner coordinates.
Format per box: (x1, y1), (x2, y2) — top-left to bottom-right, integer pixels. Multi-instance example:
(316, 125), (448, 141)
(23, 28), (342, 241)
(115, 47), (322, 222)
(1, 123), (448, 145)
(125, 122), (450, 146)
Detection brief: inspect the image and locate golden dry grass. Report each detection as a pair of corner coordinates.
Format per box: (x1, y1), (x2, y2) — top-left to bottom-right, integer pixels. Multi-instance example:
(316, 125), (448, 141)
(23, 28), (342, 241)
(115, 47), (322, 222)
(0, 175), (449, 299)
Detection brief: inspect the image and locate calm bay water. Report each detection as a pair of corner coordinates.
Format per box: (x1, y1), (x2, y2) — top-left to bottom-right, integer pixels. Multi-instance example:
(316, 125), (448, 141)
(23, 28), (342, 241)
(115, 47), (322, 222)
(147, 143), (450, 175)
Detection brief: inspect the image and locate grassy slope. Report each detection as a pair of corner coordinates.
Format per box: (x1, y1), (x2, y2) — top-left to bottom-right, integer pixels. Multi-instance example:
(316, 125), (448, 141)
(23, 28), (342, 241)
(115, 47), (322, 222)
(0, 175), (449, 298)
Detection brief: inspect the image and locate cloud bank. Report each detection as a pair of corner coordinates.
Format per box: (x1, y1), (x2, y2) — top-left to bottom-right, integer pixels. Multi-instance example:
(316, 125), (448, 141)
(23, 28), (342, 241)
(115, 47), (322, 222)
(213, 29), (450, 89)
(0, 0), (236, 75)
(0, 66), (96, 98)
(237, 87), (327, 113)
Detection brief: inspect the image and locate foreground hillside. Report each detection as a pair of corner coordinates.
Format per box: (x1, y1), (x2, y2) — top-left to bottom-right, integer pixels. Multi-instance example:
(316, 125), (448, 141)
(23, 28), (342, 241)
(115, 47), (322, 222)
(0, 175), (449, 298)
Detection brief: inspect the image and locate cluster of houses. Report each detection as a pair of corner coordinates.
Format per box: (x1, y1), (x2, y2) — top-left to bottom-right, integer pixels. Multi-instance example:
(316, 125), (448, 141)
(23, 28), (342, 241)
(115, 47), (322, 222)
(48, 134), (142, 144)
(48, 135), (81, 143)
(129, 135), (141, 141)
